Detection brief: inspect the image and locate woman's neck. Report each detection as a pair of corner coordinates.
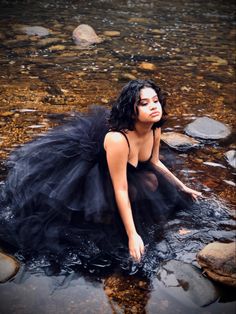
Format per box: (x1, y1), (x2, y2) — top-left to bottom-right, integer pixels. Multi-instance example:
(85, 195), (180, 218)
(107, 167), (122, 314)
(134, 121), (153, 137)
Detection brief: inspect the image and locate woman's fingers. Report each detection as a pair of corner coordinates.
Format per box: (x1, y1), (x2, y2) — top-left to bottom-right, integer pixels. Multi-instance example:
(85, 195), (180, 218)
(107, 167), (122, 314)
(129, 233), (145, 262)
(130, 244), (145, 262)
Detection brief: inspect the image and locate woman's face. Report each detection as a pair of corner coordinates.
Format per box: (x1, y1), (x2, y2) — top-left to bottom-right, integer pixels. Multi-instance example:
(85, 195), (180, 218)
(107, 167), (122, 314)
(136, 87), (162, 124)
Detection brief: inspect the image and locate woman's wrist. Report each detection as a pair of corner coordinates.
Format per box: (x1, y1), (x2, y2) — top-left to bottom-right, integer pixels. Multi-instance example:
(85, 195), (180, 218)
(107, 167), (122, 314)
(127, 230), (137, 238)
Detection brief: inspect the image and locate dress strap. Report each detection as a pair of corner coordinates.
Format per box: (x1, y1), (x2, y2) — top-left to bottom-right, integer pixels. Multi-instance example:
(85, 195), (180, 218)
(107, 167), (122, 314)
(149, 129), (156, 160)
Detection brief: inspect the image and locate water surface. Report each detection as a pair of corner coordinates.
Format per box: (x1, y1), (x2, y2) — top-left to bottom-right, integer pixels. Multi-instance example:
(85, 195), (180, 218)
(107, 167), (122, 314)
(0, 0), (235, 313)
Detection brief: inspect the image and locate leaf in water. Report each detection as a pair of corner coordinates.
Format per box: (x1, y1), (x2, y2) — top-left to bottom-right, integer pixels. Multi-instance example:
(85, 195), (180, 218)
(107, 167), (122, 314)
(178, 228), (191, 235)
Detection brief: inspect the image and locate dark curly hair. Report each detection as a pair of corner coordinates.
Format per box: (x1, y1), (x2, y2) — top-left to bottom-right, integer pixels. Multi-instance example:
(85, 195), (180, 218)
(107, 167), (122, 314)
(109, 79), (167, 131)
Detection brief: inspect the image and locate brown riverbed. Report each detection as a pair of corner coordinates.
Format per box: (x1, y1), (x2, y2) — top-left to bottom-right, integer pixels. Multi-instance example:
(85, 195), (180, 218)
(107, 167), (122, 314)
(0, 0), (235, 313)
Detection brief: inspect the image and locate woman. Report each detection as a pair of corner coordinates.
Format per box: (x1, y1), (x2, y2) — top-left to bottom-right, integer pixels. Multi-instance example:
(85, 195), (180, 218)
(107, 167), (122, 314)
(0, 79), (200, 268)
(104, 79), (201, 262)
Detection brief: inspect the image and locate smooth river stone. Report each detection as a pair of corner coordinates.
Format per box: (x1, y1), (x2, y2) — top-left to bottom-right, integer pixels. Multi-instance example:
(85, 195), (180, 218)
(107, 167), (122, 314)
(0, 252), (20, 283)
(161, 131), (200, 151)
(138, 62), (156, 71)
(185, 117), (231, 139)
(197, 242), (236, 287)
(103, 31), (120, 37)
(72, 24), (103, 46)
(224, 150), (236, 168)
(21, 26), (50, 37)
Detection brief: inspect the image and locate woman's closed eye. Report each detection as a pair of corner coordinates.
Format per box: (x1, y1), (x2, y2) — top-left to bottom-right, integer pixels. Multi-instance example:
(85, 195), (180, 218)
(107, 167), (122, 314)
(139, 99), (159, 106)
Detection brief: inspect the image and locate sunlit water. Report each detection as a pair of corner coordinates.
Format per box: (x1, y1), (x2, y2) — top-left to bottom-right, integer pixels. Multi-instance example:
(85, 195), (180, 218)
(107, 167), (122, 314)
(0, 0), (235, 313)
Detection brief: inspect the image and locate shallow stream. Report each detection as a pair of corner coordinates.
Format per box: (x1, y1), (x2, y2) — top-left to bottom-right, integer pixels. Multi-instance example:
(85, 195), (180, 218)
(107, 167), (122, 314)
(0, 0), (235, 313)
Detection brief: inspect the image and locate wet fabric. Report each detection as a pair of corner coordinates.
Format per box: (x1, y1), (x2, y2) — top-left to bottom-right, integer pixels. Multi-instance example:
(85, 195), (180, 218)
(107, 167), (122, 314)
(0, 106), (194, 271)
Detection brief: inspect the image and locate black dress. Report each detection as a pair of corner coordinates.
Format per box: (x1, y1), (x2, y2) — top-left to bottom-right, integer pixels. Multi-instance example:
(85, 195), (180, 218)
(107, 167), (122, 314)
(0, 106), (190, 272)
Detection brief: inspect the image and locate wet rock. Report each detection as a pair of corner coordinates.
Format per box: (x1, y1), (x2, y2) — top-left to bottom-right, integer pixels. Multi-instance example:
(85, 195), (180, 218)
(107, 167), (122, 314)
(119, 73), (137, 81)
(128, 17), (149, 23)
(103, 31), (120, 37)
(138, 62), (156, 71)
(72, 24), (103, 46)
(21, 26), (51, 37)
(180, 86), (191, 92)
(203, 161), (226, 168)
(185, 117), (231, 139)
(0, 252), (20, 283)
(223, 180), (236, 187)
(48, 45), (66, 52)
(205, 55), (228, 66)
(197, 242), (236, 287)
(0, 111), (14, 117)
(150, 29), (166, 35)
(161, 132), (200, 151)
(158, 260), (219, 306)
(224, 150), (236, 168)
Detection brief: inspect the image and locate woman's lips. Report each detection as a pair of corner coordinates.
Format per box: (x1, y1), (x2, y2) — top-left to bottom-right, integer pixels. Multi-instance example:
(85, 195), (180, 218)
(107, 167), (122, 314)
(150, 112), (160, 117)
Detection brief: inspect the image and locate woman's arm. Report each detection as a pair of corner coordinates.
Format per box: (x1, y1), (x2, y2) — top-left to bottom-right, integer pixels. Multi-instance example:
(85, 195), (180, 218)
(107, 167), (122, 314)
(151, 128), (202, 200)
(104, 132), (144, 261)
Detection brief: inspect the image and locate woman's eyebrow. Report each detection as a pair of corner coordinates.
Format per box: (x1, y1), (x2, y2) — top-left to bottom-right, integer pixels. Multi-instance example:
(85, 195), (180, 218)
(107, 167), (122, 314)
(140, 95), (158, 101)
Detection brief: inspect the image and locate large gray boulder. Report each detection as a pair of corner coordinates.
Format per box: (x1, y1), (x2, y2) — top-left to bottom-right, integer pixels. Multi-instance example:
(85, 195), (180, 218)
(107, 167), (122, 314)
(0, 252), (20, 283)
(197, 242), (236, 287)
(72, 24), (103, 46)
(185, 117), (231, 139)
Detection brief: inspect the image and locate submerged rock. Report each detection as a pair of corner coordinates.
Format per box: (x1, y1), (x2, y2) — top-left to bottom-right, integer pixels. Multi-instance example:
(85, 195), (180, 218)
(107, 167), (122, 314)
(157, 260), (219, 306)
(224, 150), (236, 168)
(72, 24), (103, 46)
(185, 117), (231, 139)
(0, 252), (20, 283)
(21, 26), (50, 37)
(103, 31), (120, 37)
(205, 55), (228, 66)
(197, 242), (236, 287)
(161, 132), (200, 151)
(203, 161), (226, 168)
(138, 62), (156, 71)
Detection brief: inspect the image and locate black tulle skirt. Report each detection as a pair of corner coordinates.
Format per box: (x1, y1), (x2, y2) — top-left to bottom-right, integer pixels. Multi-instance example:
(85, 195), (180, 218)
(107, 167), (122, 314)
(0, 106), (192, 272)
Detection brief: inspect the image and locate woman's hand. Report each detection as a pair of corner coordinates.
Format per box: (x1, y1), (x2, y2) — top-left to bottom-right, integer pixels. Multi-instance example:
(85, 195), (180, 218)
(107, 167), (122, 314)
(128, 233), (145, 262)
(182, 185), (202, 200)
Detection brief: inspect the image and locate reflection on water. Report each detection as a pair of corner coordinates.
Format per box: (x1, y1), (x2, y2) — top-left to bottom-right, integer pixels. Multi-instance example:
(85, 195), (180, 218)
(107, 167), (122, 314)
(0, 0), (235, 313)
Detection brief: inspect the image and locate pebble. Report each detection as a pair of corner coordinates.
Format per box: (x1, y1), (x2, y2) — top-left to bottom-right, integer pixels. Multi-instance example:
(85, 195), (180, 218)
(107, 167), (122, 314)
(150, 29), (166, 35)
(103, 31), (120, 37)
(138, 62), (156, 71)
(48, 45), (66, 52)
(120, 73), (137, 81)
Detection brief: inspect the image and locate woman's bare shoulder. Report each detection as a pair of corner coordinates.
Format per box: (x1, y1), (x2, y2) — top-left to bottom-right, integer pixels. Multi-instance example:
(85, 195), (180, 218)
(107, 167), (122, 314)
(104, 131), (129, 151)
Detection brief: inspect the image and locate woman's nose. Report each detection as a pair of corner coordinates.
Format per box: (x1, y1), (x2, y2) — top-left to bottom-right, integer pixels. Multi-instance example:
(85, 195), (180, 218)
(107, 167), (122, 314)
(150, 101), (159, 109)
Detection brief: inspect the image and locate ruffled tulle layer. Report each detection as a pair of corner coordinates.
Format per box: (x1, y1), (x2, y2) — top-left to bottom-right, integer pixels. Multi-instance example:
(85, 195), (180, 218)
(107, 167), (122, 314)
(0, 106), (194, 272)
